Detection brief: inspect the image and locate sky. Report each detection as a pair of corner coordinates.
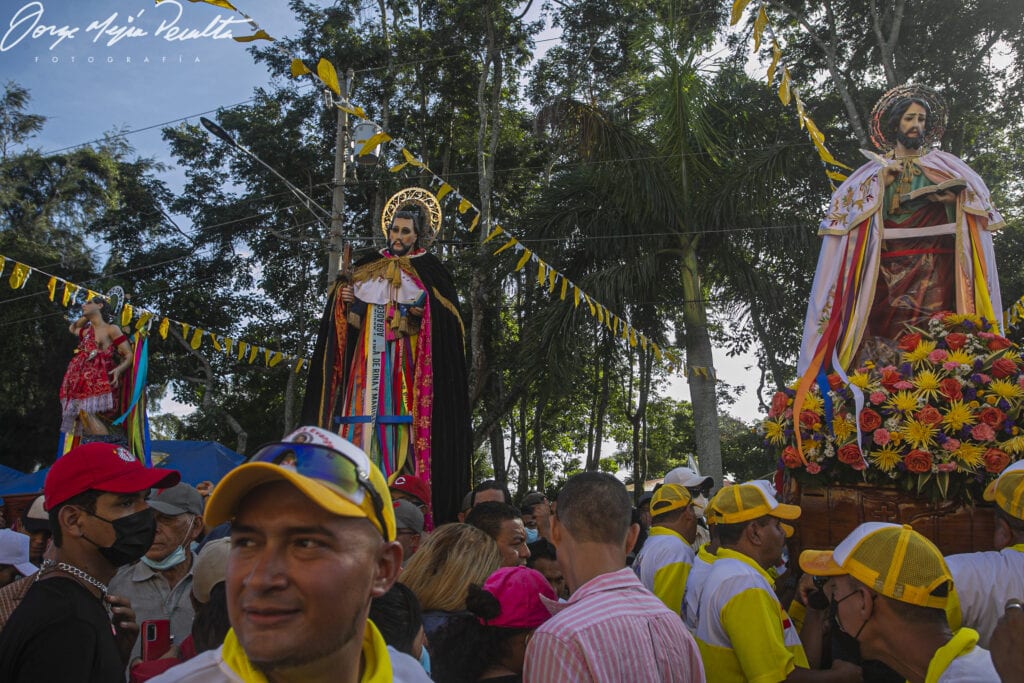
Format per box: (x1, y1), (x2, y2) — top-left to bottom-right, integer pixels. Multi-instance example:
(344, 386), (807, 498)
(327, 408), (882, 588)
(0, 0), (766, 424)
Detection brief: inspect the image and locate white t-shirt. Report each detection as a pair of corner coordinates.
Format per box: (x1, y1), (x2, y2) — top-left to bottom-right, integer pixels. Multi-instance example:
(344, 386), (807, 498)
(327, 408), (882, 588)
(946, 545), (1024, 647)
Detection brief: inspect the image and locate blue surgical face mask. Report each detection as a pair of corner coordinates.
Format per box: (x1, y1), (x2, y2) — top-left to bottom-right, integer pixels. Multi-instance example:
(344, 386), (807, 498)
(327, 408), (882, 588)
(141, 516), (194, 571)
(418, 645), (431, 675)
(525, 527), (540, 544)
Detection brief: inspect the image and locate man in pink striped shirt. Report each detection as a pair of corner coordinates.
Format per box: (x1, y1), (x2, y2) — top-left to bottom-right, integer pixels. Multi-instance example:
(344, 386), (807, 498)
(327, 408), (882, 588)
(523, 472), (705, 682)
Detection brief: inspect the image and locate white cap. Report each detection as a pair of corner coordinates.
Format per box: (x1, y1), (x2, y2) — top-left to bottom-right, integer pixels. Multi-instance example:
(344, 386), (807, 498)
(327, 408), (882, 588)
(0, 529), (37, 577)
(664, 466), (713, 489)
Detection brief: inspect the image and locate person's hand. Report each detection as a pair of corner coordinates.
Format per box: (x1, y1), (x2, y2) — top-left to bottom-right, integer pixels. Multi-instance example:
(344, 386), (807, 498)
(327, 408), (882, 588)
(927, 189), (957, 204)
(829, 658), (863, 682)
(106, 594), (139, 664)
(796, 573), (817, 606)
(882, 161), (902, 187)
(109, 365), (127, 387)
(340, 285), (355, 303)
(991, 599), (1024, 682)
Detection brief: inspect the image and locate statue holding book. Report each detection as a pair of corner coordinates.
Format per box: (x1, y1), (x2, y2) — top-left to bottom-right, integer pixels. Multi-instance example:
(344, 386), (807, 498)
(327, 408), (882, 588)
(797, 84), (1005, 381)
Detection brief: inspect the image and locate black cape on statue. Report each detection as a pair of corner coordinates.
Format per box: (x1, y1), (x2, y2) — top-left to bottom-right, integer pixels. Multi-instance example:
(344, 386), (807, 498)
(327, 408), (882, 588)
(301, 249), (471, 524)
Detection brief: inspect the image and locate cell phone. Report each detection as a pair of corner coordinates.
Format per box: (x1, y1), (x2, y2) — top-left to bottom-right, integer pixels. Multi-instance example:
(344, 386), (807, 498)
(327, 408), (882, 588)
(141, 619), (171, 661)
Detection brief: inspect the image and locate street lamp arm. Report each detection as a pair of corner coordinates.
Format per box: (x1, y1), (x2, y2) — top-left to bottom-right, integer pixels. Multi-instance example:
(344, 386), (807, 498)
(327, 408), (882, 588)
(198, 117), (332, 226)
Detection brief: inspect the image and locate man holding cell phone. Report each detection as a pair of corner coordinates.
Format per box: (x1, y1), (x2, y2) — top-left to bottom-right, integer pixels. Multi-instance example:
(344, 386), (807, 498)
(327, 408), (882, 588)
(151, 426), (430, 682)
(0, 442), (180, 682)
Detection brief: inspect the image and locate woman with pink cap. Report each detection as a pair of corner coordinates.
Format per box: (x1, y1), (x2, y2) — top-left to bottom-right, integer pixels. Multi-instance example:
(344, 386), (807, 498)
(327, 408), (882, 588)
(431, 566), (556, 683)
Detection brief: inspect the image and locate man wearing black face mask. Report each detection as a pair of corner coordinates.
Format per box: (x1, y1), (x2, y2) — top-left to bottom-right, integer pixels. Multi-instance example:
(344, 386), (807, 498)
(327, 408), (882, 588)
(0, 442), (179, 682)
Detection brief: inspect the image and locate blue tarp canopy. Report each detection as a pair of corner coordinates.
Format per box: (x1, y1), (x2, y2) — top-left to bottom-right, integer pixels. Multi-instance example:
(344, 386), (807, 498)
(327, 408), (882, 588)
(0, 440), (244, 497)
(0, 464), (24, 486)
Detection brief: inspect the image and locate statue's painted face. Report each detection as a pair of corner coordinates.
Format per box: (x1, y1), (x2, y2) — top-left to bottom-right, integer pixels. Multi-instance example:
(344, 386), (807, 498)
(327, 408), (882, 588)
(388, 217), (417, 256)
(897, 102), (927, 150)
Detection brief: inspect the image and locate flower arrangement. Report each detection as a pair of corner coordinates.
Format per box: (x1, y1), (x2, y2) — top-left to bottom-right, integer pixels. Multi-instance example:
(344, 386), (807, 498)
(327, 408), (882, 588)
(762, 312), (1024, 500)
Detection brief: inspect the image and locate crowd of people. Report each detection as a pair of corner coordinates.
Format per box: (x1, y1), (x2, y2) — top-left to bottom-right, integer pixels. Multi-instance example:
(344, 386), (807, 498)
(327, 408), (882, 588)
(0, 430), (1022, 682)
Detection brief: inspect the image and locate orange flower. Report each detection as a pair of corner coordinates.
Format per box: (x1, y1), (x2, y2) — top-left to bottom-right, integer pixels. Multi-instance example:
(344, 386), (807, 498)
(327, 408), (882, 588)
(939, 378), (963, 400)
(781, 446), (802, 469)
(898, 333), (922, 352)
(859, 408), (882, 432)
(915, 406), (943, 427)
(904, 450), (932, 474)
(880, 367), (902, 392)
(827, 373), (843, 390)
(984, 448), (1010, 474)
(837, 443), (862, 466)
(988, 336), (1013, 351)
(979, 406), (1006, 429)
(799, 410), (819, 430)
(991, 358), (1017, 379)
(944, 332), (967, 350)
(768, 391), (789, 418)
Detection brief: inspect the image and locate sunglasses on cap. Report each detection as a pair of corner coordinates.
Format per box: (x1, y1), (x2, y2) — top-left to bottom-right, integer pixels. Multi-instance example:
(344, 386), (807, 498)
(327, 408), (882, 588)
(248, 442), (387, 537)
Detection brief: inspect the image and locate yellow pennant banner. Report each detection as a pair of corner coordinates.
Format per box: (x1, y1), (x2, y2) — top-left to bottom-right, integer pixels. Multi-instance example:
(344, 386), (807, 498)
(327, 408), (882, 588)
(0, 253), (309, 371)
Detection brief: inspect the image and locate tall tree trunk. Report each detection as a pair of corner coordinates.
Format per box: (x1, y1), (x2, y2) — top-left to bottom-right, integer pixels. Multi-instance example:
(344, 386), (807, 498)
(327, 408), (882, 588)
(588, 333), (612, 471)
(679, 243), (722, 487)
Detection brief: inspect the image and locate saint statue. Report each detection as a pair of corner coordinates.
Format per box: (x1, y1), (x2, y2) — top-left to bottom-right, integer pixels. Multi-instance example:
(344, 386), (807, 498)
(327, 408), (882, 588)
(303, 188), (471, 524)
(59, 293), (133, 440)
(797, 84), (1005, 387)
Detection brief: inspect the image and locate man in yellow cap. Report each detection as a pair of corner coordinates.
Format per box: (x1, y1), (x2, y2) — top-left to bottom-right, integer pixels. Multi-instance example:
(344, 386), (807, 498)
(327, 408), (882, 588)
(692, 480), (860, 682)
(151, 426), (430, 683)
(632, 484), (698, 615)
(945, 460), (1024, 648)
(800, 522), (999, 683)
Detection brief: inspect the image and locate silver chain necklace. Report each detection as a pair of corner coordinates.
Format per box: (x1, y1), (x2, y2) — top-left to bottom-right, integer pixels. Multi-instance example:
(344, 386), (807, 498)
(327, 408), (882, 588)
(40, 560), (108, 595)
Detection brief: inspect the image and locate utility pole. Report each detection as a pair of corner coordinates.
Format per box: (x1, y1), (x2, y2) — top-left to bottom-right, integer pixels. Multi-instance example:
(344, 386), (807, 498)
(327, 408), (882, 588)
(327, 68), (355, 288)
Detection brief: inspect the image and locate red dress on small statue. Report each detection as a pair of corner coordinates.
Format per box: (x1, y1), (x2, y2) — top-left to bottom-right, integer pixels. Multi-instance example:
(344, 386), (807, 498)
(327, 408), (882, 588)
(59, 326), (117, 432)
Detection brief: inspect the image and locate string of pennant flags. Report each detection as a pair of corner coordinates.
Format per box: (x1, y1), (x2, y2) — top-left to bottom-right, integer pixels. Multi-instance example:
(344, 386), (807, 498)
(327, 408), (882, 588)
(730, 0), (852, 187)
(0, 254), (308, 373)
(176, 0), (686, 373)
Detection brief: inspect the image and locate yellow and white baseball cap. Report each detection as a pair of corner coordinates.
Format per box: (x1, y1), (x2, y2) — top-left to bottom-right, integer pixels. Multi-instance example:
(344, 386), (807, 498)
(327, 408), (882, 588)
(984, 460), (1024, 520)
(799, 522), (952, 609)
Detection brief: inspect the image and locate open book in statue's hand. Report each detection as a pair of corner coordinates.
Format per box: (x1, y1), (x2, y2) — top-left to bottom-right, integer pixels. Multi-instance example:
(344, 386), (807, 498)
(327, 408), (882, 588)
(899, 177), (967, 204)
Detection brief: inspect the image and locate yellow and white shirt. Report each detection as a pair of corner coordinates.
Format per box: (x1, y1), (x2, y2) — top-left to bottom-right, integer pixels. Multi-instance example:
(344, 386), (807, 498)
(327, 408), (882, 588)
(633, 526), (695, 615)
(924, 627), (998, 683)
(693, 548), (808, 683)
(683, 543), (718, 632)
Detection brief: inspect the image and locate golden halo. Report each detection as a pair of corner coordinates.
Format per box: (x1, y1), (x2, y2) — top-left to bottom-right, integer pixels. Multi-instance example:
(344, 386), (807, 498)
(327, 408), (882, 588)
(380, 188), (443, 250)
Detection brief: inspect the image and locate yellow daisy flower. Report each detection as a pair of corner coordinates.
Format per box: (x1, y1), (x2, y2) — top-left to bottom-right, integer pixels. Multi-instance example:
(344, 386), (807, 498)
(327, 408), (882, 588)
(832, 415), (855, 443)
(904, 340), (937, 365)
(943, 314), (968, 327)
(913, 370), (942, 401)
(945, 349), (974, 366)
(953, 442), (984, 469)
(848, 371), (871, 389)
(942, 400), (976, 432)
(1001, 350), (1023, 366)
(900, 419), (937, 450)
(989, 379), (1023, 402)
(999, 436), (1024, 455)
(887, 390), (920, 414)
(870, 447), (903, 473)
(802, 392), (824, 414)
(764, 420), (785, 445)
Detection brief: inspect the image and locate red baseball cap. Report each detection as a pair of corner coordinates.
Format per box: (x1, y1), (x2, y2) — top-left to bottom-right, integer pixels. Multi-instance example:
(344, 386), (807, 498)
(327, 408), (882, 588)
(390, 474), (431, 507)
(44, 443), (180, 511)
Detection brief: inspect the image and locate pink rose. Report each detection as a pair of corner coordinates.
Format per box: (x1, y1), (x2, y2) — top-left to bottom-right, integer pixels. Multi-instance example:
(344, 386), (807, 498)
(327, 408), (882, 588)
(873, 429), (891, 446)
(869, 391), (887, 405)
(937, 462), (958, 472)
(894, 380), (914, 390)
(806, 462), (822, 475)
(943, 362), (961, 372)
(972, 423), (996, 442)
(848, 458), (867, 471)
(942, 438), (961, 452)
(978, 332), (996, 340)
(927, 349), (949, 363)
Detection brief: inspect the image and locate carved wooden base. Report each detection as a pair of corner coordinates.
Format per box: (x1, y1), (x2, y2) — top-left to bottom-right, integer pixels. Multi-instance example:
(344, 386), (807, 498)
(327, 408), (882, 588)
(785, 480), (996, 556)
